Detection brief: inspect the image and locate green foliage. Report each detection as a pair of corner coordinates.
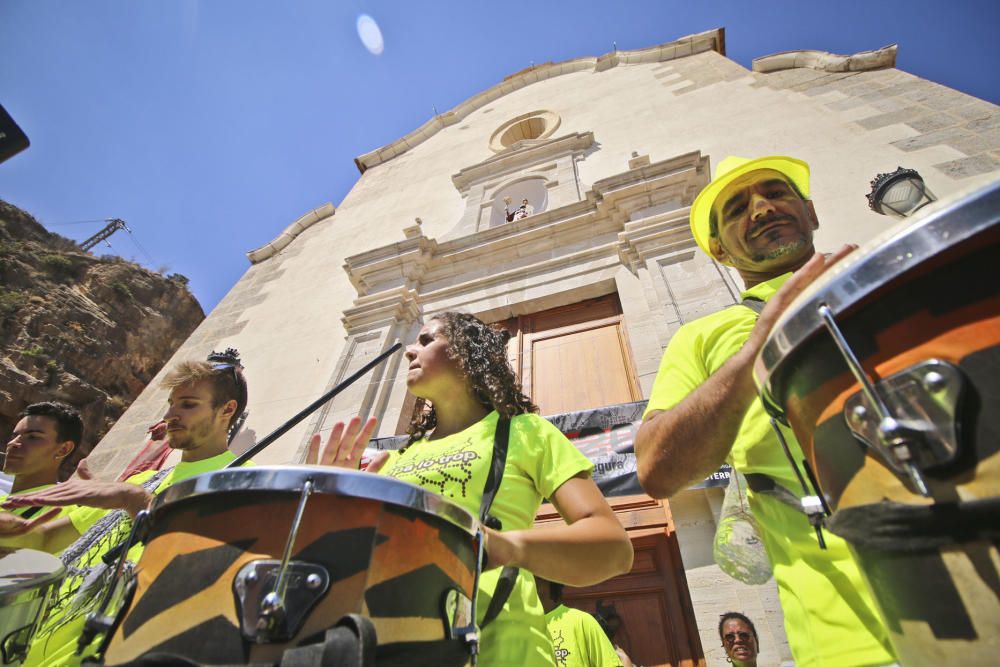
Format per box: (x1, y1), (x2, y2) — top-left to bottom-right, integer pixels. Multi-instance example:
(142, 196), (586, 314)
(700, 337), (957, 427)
(40, 253), (74, 277)
(168, 273), (190, 286)
(111, 281), (133, 299)
(22, 344), (45, 358)
(0, 289), (26, 318)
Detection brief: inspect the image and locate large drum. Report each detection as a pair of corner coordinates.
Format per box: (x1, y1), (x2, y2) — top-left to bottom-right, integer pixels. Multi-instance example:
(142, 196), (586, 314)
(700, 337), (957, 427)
(756, 180), (1000, 666)
(101, 466), (480, 666)
(0, 549), (64, 666)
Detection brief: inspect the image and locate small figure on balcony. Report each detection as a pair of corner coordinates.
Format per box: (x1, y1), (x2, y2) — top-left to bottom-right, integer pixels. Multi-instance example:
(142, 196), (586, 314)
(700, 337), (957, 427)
(504, 196), (533, 222)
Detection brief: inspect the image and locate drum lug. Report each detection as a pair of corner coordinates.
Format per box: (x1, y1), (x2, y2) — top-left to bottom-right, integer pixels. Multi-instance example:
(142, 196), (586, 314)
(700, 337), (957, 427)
(233, 559), (330, 643)
(231, 479), (330, 643)
(843, 359), (964, 494)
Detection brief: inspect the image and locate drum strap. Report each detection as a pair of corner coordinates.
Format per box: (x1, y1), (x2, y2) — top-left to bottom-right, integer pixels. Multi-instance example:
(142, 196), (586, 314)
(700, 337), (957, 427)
(744, 472), (810, 512)
(478, 417), (519, 629)
(739, 296), (766, 315)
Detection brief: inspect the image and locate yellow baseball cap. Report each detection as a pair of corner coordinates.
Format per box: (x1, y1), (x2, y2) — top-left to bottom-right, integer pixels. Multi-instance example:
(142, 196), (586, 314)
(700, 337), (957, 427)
(689, 155), (811, 259)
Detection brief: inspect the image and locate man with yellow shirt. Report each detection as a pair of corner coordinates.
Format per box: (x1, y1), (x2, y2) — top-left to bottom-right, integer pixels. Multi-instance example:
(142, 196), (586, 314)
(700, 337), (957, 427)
(1, 402), (83, 516)
(536, 577), (622, 667)
(635, 156), (896, 667)
(0, 401), (93, 551)
(1, 353), (250, 666)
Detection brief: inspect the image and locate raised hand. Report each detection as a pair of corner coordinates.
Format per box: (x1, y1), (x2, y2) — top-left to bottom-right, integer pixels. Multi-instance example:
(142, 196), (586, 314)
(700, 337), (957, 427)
(2, 458), (152, 518)
(304, 416), (388, 472)
(748, 244), (858, 351)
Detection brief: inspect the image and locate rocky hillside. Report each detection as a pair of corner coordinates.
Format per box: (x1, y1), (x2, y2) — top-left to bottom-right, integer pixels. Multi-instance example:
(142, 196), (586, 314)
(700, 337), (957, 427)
(0, 200), (204, 477)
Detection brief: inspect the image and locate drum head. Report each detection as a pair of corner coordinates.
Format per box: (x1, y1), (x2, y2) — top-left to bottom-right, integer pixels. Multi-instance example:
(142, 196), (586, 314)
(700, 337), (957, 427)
(150, 466), (479, 536)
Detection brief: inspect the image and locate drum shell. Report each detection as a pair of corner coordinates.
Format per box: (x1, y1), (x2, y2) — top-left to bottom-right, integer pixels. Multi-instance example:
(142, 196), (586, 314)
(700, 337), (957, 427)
(770, 233), (1000, 512)
(765, 220), (1000, 665)
(102, 473), (478, 666)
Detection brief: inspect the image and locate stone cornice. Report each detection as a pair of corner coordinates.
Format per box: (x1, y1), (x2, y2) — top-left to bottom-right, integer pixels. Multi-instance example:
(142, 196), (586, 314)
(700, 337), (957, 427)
(246, 203), (335, 264)
(451, 132), (595, 193)
(354, 29), (725, 173)
(341, 286), (421, 331)
(342, 235), (437, 296)
(753, 44), (897, 74)
(617, 209), (695, 273)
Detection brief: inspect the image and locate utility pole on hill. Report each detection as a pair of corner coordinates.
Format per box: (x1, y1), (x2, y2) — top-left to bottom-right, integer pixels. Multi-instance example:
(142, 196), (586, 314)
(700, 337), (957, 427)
(80, 218), (130, 251)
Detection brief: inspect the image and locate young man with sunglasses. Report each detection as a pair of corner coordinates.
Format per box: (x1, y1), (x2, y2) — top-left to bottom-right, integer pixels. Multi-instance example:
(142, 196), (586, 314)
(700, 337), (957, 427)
(0, 354), (248, 547)
(0, 355), (249, 667)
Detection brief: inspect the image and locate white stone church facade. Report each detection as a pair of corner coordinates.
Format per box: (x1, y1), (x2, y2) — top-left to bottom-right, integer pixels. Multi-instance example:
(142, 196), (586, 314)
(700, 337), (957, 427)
(91, 29), (999, 666)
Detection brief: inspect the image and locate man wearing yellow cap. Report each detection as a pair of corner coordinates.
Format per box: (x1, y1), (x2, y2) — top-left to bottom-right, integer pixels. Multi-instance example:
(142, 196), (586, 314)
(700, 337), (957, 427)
(635, 156), (896, 666)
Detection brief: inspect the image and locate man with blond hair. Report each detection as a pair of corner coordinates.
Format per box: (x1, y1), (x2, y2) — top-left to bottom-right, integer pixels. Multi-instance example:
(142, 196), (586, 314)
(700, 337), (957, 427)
(1, 352), (249, 667)
(635, 156), (896, 666)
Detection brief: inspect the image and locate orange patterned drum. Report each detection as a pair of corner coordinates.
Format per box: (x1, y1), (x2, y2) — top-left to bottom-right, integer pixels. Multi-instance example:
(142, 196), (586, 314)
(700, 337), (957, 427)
(756, 181), (1000, 666)
(101, 466), (479, 666)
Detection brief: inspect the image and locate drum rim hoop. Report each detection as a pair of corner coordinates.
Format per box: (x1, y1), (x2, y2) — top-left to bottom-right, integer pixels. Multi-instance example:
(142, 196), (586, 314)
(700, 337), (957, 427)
(755, 180), (1000, 405)
(150, 465), (479, 535)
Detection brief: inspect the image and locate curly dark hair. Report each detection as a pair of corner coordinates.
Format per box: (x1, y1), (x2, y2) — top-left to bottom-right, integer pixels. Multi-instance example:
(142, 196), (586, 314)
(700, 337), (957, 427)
(406, 312), (537, 445)
(718, 611), (759, 649)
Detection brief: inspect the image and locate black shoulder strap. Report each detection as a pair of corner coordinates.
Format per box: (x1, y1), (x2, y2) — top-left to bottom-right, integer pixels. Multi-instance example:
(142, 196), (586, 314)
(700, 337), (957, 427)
(740, 296), (766, 315)
(478, 417), (519, 629)
(478, 417), (509, 525)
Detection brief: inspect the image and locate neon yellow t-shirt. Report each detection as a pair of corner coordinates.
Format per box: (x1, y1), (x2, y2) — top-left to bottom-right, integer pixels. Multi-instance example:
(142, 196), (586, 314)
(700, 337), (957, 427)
(643, 274), (895, 667)
(381, 411), (594, 667)
(1, 483), (79, 520)
(545, 605), (622, 667)
(25, 450), (248, 667)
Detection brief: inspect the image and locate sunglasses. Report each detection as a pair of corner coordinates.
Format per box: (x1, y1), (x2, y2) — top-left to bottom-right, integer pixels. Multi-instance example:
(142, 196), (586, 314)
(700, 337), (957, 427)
(211, 362), (246, 402)
(724, 631), (752, 644)
(211, 362), (240, 382)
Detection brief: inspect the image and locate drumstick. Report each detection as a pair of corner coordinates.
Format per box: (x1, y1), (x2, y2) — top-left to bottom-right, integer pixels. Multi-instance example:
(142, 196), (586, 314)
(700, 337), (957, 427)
(227, 341), (403, 467)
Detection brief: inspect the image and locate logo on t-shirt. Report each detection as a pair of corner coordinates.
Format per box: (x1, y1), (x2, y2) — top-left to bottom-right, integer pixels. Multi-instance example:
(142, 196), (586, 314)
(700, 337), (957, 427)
(385, 438), (482, 498)
(551, 629), (570, 665)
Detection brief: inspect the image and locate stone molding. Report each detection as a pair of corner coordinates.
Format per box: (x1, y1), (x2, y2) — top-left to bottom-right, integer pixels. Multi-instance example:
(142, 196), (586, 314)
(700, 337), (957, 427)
(353, 29), (725, 173)
(617, 209), (694, 274)
(451, 131), (594, 193)
(341, 286), (421, 332)
(488, 109), (562, 153)
(246, 203), (335, 264)
(342, 150), (709, 335)
(753, 44), (897, 74)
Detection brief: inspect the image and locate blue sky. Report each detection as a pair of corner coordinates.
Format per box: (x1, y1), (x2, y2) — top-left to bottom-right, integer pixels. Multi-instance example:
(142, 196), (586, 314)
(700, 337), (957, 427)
(2, 0), (998, 310)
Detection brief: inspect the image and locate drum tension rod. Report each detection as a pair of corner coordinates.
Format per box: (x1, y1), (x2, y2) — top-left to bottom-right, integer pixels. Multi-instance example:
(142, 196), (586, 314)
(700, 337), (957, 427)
(816, 304), (931, 496)
(260, 479), (315, 631)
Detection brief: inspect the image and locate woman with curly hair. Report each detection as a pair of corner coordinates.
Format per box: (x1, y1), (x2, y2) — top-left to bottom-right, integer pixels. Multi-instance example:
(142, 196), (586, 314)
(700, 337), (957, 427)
(309, 311), (633, 666)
